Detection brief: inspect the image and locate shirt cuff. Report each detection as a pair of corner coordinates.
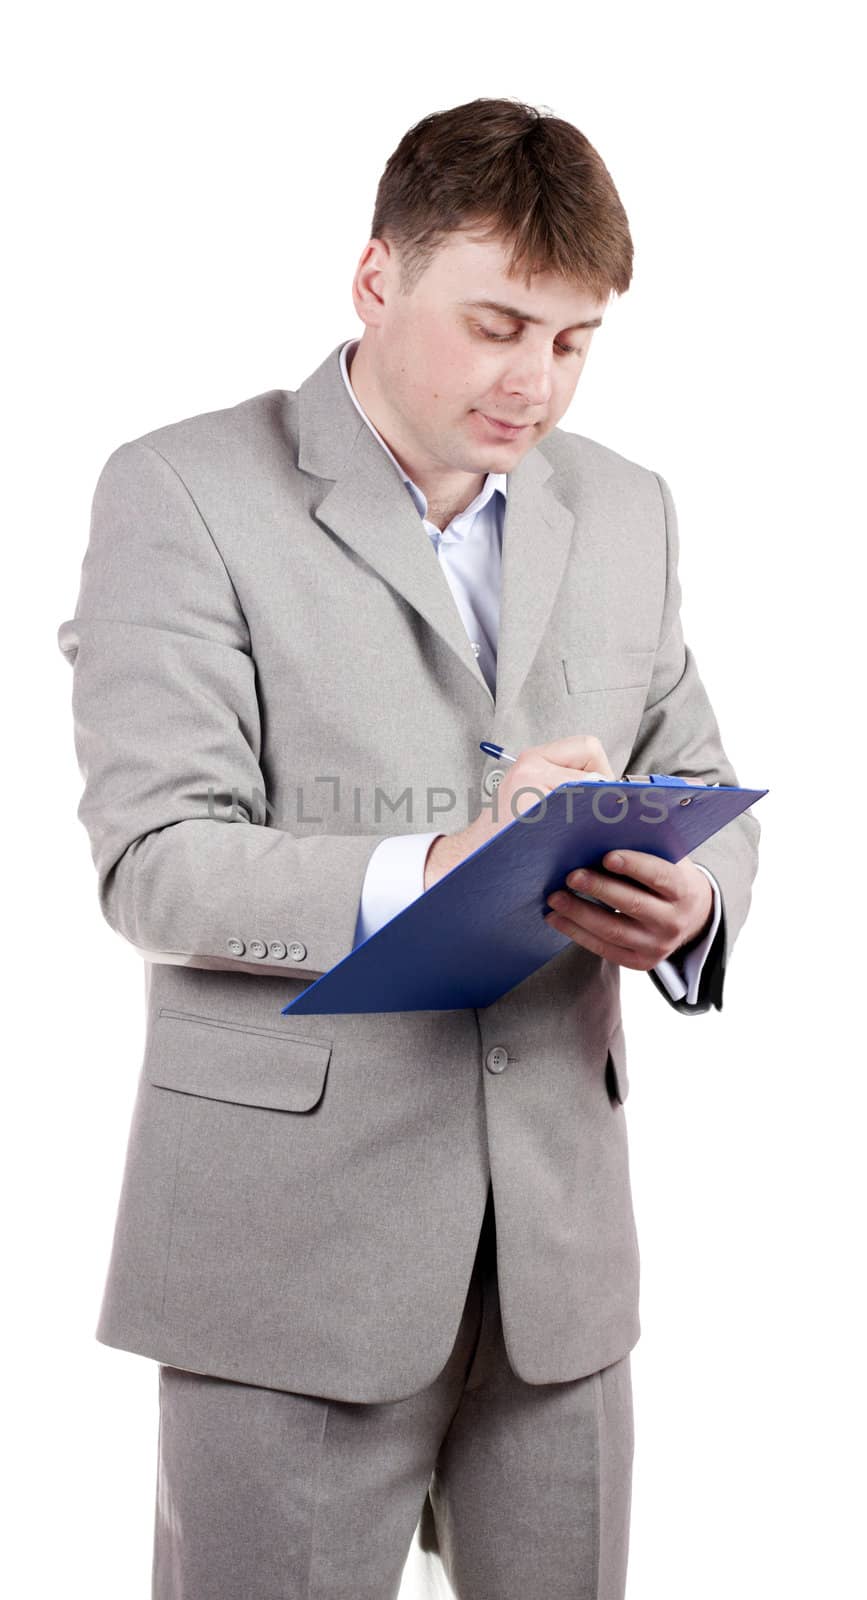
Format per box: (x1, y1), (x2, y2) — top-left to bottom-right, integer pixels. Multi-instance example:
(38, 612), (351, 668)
(652, 865), (722, 1005)
(353, 833), (443, 947)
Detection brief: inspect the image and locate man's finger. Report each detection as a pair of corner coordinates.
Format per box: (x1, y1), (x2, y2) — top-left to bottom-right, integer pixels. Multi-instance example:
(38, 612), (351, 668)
(601, 849), (679, 900)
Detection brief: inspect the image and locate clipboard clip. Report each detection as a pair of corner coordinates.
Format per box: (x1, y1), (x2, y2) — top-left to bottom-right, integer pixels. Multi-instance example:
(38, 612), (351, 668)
(623, 773), (713, 786)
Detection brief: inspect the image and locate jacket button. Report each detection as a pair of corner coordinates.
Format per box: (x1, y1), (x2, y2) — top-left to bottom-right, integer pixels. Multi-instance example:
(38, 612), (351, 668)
(288, 941), (307, 962)
(482, 768), (505, 797)
(227, 937), (245, 956)
(269, 940), (288, 959)
(485, 1046), (509, 1074)
(248, 939), (268, 958)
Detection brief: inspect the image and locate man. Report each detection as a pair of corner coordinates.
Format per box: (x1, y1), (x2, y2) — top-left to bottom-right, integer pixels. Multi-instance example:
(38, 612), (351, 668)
(58, 97), (759, 1599)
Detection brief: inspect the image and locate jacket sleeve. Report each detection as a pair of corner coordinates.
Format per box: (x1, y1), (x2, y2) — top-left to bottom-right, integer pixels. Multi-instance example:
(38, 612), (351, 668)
(57, 438), (383, 979)
(627, 471), (761, 1014)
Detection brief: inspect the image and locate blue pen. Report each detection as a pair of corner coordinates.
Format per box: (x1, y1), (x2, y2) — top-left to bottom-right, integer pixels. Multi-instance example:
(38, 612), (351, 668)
(479, 741), (608, 780)
(478, 742), (700, 785)
(479, 740), (518, 764)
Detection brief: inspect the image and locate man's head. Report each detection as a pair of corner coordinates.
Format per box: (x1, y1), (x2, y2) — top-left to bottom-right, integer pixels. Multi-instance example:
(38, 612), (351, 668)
(347, 98), (632, 500)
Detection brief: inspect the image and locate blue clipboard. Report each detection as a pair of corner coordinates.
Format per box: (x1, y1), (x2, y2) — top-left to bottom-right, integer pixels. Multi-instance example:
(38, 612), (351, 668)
(282, 775), (767, 1015)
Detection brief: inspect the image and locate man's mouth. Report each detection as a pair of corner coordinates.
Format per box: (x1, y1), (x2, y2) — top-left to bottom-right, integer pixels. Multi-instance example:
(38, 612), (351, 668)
(474, 411), (533, 437)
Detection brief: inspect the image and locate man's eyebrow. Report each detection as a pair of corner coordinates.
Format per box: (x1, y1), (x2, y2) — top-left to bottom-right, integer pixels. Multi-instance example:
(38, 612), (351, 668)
(458, 298), (604, 331)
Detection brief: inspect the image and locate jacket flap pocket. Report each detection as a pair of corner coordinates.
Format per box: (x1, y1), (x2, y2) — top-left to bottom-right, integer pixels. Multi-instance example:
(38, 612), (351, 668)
(146, 1008), (332, 1112)
(605, 1020), (629, 1104)
(563, 650), (655, 694)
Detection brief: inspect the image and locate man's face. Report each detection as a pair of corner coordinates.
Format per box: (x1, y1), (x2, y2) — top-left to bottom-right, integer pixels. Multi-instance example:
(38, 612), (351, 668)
(350, 228), (608, 478)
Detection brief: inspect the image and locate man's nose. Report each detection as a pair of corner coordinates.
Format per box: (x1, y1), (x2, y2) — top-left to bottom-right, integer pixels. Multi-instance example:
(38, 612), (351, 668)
(500, 355), (555, 406)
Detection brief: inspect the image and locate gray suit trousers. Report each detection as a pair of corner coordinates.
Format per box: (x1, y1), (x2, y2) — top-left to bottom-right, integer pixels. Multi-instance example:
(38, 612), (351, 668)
(153, 1184), (634, 1599)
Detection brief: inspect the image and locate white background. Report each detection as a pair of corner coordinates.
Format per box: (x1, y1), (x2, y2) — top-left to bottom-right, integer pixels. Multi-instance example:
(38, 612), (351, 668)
(6, 1), (863, 1594)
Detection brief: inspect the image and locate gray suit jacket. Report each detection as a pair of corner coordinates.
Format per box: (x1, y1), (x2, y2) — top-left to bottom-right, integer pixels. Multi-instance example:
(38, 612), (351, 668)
(57, 339), (760, 1403)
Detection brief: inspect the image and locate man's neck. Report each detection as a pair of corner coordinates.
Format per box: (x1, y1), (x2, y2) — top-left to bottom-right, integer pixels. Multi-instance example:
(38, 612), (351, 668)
(422, 493), (484, 532)
(347, 340), (486, 531)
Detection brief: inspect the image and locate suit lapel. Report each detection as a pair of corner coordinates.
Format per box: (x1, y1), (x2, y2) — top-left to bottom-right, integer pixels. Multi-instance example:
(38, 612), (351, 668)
(493, 456), (575, 722)
(296, 342), (576, 722)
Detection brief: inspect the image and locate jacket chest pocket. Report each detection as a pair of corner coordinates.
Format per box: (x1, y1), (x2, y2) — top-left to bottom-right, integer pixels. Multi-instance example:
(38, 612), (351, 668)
(561, 650), (655, 697)
(146, 1008), (333, 1112)
(560, 653), (655, 775)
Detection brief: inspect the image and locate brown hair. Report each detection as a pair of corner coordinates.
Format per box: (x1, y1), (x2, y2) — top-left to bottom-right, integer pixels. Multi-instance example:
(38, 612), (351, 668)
(370, 97), (633, 303)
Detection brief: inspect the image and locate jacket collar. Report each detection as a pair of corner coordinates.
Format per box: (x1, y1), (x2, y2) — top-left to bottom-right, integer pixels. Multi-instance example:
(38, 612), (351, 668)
(296, 340), (576, 722)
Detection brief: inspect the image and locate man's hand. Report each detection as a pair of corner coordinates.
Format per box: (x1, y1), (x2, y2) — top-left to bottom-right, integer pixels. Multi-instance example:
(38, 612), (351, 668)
(424, 735), (617, 891)
(543, 849), (714, 971)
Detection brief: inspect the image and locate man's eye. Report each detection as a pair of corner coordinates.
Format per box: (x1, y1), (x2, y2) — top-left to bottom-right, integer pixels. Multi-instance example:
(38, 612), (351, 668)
(476, 326), (580, 357)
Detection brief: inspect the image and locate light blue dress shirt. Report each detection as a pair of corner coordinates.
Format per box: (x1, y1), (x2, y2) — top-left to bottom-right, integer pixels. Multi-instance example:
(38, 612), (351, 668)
(340, 338), (721, 1005)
